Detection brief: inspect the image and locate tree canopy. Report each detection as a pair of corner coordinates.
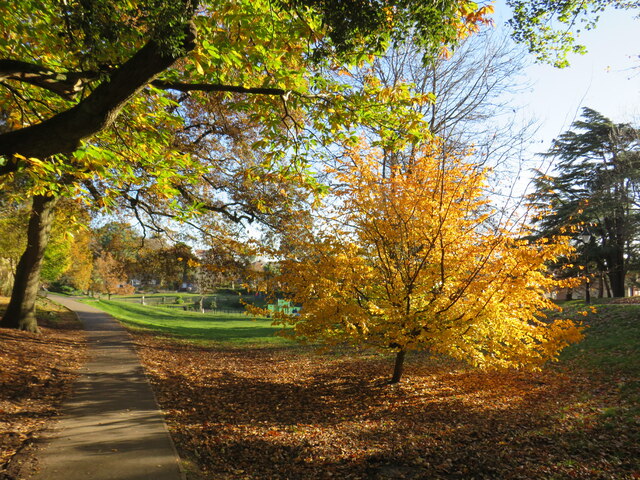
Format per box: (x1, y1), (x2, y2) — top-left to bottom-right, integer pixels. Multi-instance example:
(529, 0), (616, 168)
(0, 0), (497, 331)
(0, 0), (493, 188)
(250, 139), (584, 382)
(1, 0), (624, 332)
(529, 108), (640, 298)
(507, 0), (640, 67)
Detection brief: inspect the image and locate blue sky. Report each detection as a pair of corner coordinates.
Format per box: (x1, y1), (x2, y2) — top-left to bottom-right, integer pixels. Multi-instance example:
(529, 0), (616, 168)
(484, 4), (639, 195)
(502, 6), (639, 150)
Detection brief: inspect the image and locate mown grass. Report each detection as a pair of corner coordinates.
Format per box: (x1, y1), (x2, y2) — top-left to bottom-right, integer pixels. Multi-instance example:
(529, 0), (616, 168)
(107, 290), (260, 308)
(559, 301), (640, 412)
(83, 299), (291, 346)
(560, 302), (640, 377)
(114, 290), (267, 311)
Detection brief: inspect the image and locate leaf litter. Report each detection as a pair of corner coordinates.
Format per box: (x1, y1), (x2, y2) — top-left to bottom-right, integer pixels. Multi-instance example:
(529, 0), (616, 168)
(1, 298), (638, 479)
(132, 331), (639, 480)
(0, 297), (87, 479)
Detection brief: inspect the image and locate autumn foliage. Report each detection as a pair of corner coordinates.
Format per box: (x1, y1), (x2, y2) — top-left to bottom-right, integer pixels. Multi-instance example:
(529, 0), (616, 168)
(253, 140), (583, 382)
(90, 252), (135, 297)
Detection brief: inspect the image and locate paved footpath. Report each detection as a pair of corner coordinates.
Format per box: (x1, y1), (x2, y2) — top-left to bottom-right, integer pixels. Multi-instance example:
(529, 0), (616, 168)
(30, 295), (184, 480)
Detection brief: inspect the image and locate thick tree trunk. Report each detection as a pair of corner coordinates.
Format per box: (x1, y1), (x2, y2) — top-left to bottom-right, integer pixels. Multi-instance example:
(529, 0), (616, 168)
(1, 195), (58, 332)
(390, 349), (406, 384)
(609, 272), (626, 297)
(0, 22), (197, 176)
(608, 251), (626, 298)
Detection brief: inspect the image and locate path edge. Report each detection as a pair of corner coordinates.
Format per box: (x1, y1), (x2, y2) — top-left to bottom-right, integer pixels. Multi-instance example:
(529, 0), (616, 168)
(47, 294), (189, 480)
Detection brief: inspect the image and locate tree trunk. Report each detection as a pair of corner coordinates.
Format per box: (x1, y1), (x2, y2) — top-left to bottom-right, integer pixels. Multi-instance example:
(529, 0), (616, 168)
(0, 22), (197, 175)
(584, 279), (591, 304)
(609, 273), (626, 297)
(1, 195), (58, 332)
(598, 274), (604, 298)
(390, 349), (406, 384)
(608, 251), (626, 297)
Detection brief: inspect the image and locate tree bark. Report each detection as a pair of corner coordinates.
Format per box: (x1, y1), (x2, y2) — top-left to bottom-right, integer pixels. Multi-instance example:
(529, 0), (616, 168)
(609, 267), (626, 297)
(0, 59), (97, 99)
(608, 249), (626, 297)
(390, 349), (406, 384)
(1, 195), (59, 332)
(584, 278), (591, 304)
(0, 22), (197, 175)
(598, 272), (604, 298)
(605, 276), (612, 298)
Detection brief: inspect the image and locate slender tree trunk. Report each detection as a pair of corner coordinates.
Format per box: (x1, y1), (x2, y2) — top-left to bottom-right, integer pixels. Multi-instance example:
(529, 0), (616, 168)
(605, 276), (612, 298)
(1, 195), (58, 332)
(390, 349), (406, 384)
(585, 278), (591, 304)
(598, 274), (604, 298)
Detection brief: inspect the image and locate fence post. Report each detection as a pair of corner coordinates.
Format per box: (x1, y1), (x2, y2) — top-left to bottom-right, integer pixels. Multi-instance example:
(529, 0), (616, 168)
(141, 295), (145, 305)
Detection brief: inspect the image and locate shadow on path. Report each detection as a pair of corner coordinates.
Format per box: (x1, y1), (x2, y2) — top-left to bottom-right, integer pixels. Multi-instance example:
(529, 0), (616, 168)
(30, 295), (184, 480)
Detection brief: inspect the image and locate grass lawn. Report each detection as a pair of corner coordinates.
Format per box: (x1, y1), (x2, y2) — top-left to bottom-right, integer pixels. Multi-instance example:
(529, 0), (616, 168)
(113, 290), (268, 311)
(83, 298), (290, 346)
(88, 298), (639, 479)
(559, 301), (640, 408)
(561, 302), (640, 374)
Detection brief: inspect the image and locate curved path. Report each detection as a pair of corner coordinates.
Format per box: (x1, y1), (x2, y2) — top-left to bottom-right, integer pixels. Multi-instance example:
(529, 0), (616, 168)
(30, 295), (184, 480)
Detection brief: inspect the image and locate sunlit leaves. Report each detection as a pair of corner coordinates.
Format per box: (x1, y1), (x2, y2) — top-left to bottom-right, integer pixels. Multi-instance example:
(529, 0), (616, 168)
(0, 0), (502, 236)
(253, 138), (583, 372)
(506, 0), (636, 67)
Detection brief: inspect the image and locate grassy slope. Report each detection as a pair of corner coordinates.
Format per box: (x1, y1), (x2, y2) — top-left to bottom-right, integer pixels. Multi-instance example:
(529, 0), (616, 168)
(84, 299), (290, 346)
(562, 303), (639, 372)
(559, 302), (640, 407)
(92, 297), (640, 409)
(114, 290), (267, 311)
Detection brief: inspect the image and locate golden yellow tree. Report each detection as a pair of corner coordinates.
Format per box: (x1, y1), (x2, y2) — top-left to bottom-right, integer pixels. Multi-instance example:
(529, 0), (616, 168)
(254, 140), (584, 383)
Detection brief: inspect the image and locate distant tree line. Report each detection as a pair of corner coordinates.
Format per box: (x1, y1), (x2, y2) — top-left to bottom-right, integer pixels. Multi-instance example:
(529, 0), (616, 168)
(0, 215), (260, 298)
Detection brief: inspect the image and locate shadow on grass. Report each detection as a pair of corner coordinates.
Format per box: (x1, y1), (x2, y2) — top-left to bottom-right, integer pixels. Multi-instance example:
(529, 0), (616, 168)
(149, 346), (639, 479)
(85, 299), (290, 345)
